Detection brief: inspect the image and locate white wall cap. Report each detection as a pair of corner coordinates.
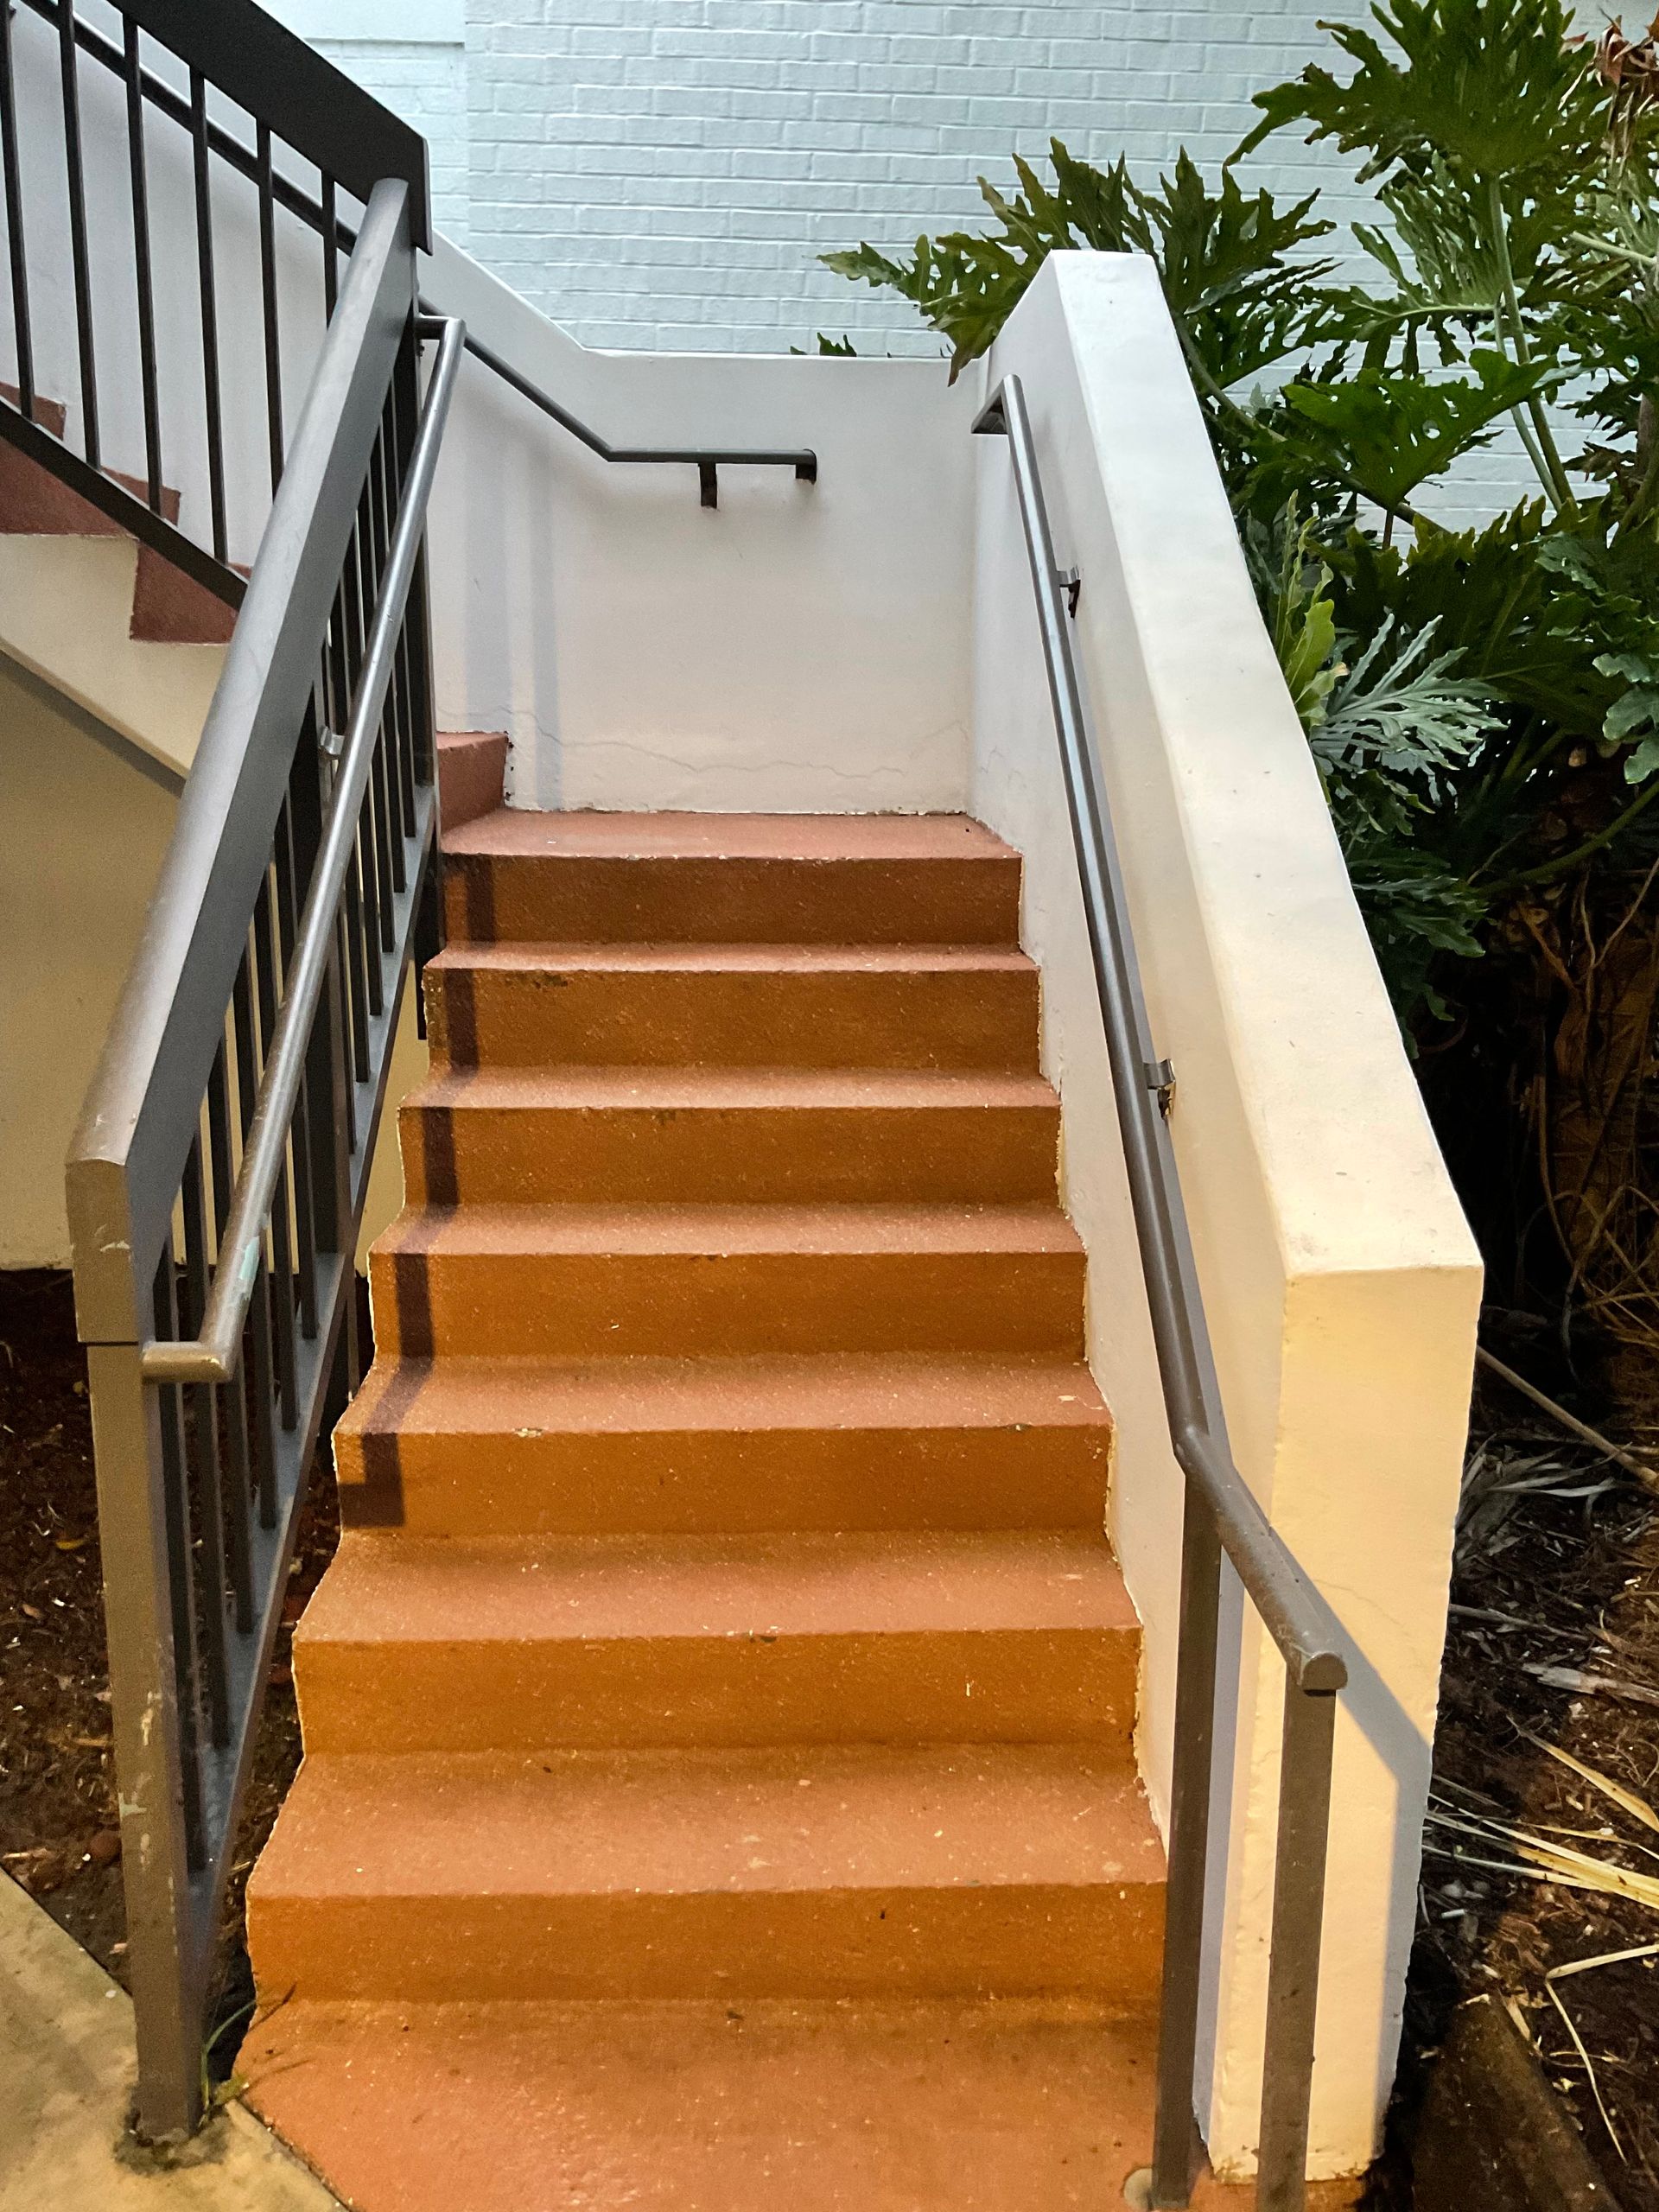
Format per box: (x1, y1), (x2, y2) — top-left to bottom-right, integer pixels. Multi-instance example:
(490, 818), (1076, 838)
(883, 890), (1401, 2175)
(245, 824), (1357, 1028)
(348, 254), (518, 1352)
(1032, 249), (1482, 1289)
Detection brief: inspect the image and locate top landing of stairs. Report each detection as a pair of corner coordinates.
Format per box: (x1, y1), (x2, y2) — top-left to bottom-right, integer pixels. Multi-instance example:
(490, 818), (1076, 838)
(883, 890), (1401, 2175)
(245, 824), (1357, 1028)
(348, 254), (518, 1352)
(442, 810), (1016, 861)
(441, 811), (1022, 947)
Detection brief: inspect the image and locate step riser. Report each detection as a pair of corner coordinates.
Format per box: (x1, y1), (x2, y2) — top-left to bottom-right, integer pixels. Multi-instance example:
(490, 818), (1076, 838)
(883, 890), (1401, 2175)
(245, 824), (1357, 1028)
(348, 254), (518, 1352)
(402, 1102), (1059, 1206)
(427, 964), (1039, 1072)
(249, 1887), (1164, 2005)
(296, 1630), (1137, 1754)
(444, 855), (1023, 949)
(334, 1425), (1109, 1537)
(370, 1249), (1087, 1359)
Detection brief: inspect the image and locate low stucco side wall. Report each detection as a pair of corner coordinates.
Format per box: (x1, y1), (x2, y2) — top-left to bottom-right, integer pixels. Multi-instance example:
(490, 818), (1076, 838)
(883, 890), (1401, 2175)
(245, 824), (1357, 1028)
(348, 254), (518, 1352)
(972, 254), (1483, 2179)
(0, 671), (178, 1268)
(423, 238), (977, 815)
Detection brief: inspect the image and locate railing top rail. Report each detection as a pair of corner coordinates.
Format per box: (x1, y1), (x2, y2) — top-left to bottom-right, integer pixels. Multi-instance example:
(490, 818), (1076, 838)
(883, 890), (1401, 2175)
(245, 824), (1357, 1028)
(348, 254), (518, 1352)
(67, 180), (416, 1345)
(20, 0), (430, 248)
(142, 313), (463, 1388)
(975, 371), (1347, 1699)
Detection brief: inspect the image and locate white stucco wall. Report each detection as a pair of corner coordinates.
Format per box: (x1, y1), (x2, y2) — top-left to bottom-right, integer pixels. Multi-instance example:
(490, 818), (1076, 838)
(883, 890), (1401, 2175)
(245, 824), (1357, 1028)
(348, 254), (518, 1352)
(973, 253), (1483, 2179)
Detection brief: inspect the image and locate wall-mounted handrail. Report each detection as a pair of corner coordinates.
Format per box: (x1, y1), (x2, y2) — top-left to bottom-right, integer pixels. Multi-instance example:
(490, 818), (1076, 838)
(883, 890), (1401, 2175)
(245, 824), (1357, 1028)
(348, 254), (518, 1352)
(141, 314), (461, 1389)
(973, 372), (1348, 2212)
(449, 321), (818, 510)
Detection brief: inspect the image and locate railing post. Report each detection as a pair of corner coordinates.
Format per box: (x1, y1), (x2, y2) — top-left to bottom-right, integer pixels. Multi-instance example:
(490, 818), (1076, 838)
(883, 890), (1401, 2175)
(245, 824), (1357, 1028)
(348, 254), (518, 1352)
(1256, 1681), (1338, 2212)
(84, 1338), (202, 2139)
(1150, 1487), (1224, 2209)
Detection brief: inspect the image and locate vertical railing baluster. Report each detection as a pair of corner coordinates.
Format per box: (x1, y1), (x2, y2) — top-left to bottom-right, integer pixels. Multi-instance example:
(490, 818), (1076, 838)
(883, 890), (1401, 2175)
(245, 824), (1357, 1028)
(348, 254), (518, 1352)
(321, 174), (339, 320)
(254, 869), (298, 1431)
(230, 949), (276, 1525)
(1151, 1493), (1224, 2209)
(151, 1249), (205, 1872)
(189, 67), (227, 563)
(57, 0), (99, 466)
(257, 121), (283, 491)
(179, 1138), (230, 1752)
(1255, 1686), (1338, 2212)
(206, 1048), (254, 1636)
(0, 0), (35, 422)
(276, 784), (320, 1340)
(123, 19), (162, 511)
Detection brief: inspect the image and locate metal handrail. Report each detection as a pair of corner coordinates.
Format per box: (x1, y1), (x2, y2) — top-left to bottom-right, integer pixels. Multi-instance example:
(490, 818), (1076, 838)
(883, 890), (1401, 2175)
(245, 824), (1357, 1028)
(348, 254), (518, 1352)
(974, 372), (1347, 2212)
(449, 322), (818, 509)
(140, 313), (462, 1388)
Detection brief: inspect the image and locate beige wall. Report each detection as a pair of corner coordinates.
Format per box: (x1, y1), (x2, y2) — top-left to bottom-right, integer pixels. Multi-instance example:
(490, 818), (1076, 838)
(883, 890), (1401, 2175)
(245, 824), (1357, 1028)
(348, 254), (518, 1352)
(0, 667), (177, 1268)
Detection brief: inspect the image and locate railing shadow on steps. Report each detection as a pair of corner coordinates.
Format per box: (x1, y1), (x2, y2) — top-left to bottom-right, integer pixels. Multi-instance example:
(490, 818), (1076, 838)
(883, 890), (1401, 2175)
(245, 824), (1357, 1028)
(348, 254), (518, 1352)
(974, 372), (1351, 2212)
(65, 164), (461, 2138)
(0, 0), (428, 604)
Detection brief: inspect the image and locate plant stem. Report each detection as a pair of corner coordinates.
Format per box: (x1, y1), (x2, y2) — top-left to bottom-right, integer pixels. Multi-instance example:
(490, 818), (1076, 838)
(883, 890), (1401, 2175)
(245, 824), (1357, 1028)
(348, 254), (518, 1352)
(1500, 771), (1659, 892)
(1486, 178), (1579, 519)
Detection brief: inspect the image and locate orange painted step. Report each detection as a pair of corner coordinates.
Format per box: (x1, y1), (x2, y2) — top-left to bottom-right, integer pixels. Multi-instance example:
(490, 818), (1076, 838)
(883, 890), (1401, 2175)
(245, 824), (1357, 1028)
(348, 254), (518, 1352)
(369, 1203), (1087, 1359)
(294, 1529), (1139, 1754)
(243, 1997), (1356, 2212)
(424, 939), (1039, 1072)
(443, 810), (1022, 947)
(333, 1353), (1111, 1536)
(400, 1065), (1060, 1206)
(436, 730), (507, 830)
(248, 1743), (1166, 2005)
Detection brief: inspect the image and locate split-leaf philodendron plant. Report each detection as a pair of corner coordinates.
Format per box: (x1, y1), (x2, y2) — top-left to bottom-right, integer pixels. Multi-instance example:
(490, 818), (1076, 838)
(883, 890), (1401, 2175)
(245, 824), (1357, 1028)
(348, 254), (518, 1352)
(823, 0), (1659, 1040)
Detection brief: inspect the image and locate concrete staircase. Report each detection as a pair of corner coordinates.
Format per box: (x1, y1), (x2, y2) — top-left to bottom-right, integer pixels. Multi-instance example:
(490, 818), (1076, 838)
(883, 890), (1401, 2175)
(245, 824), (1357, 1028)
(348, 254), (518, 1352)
(242, 809), (1182, 2209)
(0, 391), (232, 780)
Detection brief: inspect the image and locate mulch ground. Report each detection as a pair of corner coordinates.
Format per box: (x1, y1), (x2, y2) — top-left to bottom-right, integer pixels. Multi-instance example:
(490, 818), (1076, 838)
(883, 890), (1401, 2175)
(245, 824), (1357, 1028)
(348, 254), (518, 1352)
(0, 1268), (340, 2053)
(1375, 1325), (1659, 2207)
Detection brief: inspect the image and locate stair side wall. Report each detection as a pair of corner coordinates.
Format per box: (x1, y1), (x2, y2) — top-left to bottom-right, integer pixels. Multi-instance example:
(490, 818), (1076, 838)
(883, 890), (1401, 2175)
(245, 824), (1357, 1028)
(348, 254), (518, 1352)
(971, 254), (1484, 2182)
(0, 668), (178, 1266)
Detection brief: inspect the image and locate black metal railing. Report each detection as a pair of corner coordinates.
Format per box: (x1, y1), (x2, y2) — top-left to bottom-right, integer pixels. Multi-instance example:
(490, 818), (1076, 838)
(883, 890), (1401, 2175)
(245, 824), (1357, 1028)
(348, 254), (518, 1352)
(67, 174), (458, 2141)
(448, 322), (817, 509)
(974, 373), (1350, 2212)
(0, 0), (428, 601)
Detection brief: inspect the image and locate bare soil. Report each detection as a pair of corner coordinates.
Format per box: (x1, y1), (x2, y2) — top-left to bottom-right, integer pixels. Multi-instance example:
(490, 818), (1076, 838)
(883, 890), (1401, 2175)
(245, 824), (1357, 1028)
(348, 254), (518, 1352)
(1376, 1329), (1659, 2208)
(0, 1268), (340, 2042)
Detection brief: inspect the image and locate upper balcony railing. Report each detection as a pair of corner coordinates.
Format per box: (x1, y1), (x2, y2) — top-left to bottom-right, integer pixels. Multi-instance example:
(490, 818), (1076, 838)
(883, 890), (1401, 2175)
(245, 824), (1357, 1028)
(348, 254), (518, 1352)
(0, 0), (428, 601)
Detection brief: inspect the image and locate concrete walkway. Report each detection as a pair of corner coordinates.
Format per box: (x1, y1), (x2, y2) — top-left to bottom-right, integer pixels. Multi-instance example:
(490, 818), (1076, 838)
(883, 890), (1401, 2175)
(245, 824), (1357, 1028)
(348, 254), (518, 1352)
(0, 1874), (339, 2211)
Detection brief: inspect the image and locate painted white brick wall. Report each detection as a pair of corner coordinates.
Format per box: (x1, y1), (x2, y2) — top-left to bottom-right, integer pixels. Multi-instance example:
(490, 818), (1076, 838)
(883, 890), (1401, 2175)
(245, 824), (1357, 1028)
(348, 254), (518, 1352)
(270, 0), (1547, 516)
(262, 0), (472, 243)
(461, 0), (1382, 354)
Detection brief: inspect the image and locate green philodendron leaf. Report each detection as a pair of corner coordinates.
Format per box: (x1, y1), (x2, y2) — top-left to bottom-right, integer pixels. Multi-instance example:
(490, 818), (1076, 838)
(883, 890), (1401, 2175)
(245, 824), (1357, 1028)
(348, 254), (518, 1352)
(1281, 350), (1556, 509)
(1593, 650), (1659, 686)
(1604, 683), (1659, 745)
(1625, 733), (1659, 783)
(1240, 0), (1604, 187)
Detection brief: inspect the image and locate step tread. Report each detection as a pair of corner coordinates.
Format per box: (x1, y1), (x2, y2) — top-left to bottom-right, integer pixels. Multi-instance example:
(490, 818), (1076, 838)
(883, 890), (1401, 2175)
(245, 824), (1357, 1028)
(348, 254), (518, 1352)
(254, 1744), (1163, 1902)
(298, 1529), (1136, 1649)
(408, 1065), (1059, 1113)
(444, 811), (1016, 861)
(338, 1352), (1110, 1443)
(375, 1201), (1085, 1260)
(428, 939), (1034, 975)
